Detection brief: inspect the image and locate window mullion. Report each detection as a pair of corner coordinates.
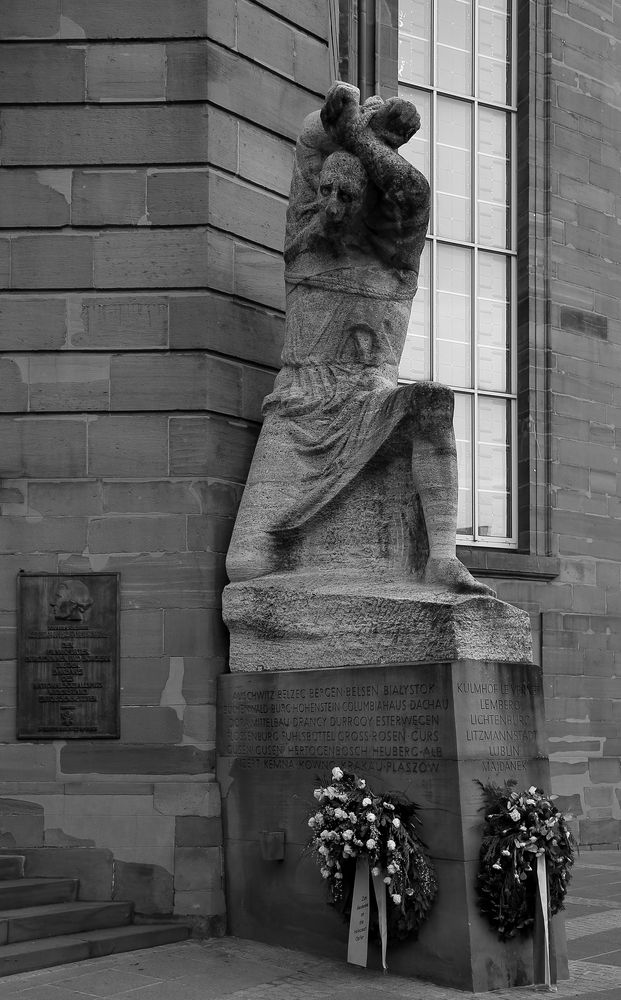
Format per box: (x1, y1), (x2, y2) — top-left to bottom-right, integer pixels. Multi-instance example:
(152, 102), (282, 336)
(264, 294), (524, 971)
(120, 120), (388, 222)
(472, 1), (479, 544)
(431, 0), (437, 89)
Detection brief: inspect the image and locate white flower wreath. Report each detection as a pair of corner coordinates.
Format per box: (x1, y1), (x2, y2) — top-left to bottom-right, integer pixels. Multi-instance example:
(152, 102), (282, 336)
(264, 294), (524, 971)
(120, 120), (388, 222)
(308, 766), (438, 942)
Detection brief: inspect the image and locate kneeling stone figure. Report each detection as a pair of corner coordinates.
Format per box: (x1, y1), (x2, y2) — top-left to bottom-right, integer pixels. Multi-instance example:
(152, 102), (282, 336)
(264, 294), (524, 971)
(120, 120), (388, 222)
(224, 83), (531, 672)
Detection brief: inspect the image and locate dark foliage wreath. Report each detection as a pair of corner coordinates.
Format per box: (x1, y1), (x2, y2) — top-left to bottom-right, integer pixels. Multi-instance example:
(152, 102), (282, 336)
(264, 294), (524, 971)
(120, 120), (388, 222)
(476, 779), (576, 940)
(308, 766), (438, 944)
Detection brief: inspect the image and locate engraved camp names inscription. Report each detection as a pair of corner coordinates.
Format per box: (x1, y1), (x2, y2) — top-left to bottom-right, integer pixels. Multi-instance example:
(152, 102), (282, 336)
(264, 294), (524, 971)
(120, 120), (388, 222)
(17, 573), (120, 739)
(455, 674), (543, 776)
(218, 664), (543, 778)
(221, 676), (448, 775)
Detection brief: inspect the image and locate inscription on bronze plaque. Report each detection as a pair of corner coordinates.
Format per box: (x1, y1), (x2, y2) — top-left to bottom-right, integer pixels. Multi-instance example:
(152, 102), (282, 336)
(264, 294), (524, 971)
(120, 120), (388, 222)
(17, 573), (120, 740)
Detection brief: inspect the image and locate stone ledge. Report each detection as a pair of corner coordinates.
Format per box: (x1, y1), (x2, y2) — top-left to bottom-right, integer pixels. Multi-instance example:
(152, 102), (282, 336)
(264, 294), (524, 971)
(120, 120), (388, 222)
(223, 570), (533, 672)
(458, 547), (560, 580)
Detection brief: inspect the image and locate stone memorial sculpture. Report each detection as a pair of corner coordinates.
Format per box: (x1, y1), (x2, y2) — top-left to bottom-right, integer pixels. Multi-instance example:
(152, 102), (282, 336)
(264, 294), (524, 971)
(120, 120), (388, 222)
(223, 83), (531, 670)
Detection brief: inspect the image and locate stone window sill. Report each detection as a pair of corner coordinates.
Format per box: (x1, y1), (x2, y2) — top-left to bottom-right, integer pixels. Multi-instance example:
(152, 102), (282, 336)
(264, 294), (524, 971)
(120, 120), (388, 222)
(457, 547), (560, 581)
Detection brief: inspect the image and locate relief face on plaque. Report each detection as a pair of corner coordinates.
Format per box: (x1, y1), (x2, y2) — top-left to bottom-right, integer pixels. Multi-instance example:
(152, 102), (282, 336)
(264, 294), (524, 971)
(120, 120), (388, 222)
(49, 578), (94, 623)
(17, 573), (120, 740)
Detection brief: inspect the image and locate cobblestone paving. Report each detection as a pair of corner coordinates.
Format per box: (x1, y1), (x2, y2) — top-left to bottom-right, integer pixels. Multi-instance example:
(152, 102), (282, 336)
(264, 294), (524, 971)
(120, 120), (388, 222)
(564, 909), (621, 939)
(564, 897), (621, 910)
(1, 852), (621, 998)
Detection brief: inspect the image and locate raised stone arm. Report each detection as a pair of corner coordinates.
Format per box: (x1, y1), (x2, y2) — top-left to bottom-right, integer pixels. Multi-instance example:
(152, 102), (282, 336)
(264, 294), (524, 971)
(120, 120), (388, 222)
(320, 82), (430, 267)
(295, 110), (339, 190)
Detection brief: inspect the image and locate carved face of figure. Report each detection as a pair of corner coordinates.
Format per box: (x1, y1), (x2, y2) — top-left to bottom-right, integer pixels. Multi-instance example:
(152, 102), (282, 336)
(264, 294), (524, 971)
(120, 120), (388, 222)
(50, 579), (93, 622)
(318, 152), (367, 229)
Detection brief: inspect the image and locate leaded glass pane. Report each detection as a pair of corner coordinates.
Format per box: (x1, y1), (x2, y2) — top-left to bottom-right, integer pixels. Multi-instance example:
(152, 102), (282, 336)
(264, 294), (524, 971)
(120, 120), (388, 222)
(478, 0), (511, 104)
(454, 393), (473, 535)
(398, 0), (431, 86)
(437, 0), (473, 96)
(477, 106), (510, 248)
(437, 97), (472, 241)
(477, 396), (511, 537)
(477, 252), (510, 391)
(436, 244), (471, 387)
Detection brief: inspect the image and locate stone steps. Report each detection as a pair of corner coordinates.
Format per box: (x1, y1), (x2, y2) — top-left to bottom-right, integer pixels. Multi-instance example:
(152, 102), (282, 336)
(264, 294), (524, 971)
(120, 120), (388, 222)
(0, 899), (133, 944)
(0, 856), (25, 881)
(0, 923), (191, 978)
(0, 878), (78, 910)
(0, 862), (191, 978)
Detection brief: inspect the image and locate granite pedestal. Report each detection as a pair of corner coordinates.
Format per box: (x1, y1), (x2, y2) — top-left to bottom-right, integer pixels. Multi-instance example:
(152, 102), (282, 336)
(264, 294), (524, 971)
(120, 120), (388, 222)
(217, 659), (567, 993)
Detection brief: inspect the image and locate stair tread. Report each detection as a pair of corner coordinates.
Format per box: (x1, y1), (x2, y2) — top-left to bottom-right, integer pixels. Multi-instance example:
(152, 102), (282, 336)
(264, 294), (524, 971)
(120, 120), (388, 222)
(0, 858), (25, 881)
(0, 878), (78, 889)
(0, 900), (130, 919)
(0, 923), (191, 978)
(0, 922), (190, 956)
(0, 877), (79, 911)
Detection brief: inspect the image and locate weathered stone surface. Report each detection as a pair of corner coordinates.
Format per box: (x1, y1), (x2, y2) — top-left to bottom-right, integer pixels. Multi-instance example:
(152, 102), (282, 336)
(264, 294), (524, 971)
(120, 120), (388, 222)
(113, 859), (173, 915)
(59, 743), (214, 776)
(120, 707), (183, 744)
(154, 782), (220, 818)
(579, 817), (621, 846)
(0, 798), (44, 848)
(175, 816), (222, 847)
(174, 847), (222, 891)
(9, 847), (114, 900)
(45, 828), (96, 848)
(225, 572), (532, 672)
(174, 888), (226, 917)
(0, 745), (56, 782)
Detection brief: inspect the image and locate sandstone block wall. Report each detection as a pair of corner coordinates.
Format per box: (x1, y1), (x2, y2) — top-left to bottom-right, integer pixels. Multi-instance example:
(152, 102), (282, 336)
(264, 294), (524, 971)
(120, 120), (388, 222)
(0, 0), (328, 922)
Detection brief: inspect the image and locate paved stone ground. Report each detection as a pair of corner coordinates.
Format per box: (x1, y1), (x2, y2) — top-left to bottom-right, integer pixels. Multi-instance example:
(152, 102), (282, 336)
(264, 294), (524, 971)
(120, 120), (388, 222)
(1, 851), (621, 999)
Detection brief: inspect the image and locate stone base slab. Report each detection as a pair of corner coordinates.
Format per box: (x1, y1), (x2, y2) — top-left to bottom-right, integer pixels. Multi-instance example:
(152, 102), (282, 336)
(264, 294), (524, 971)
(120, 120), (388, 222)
(223, 571), (533, 672)
(217, 659), (567, 992)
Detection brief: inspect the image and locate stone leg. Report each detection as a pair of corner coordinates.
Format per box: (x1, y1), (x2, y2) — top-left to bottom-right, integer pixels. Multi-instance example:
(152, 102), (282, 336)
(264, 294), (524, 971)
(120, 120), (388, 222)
(226, 412), (307, 582)
(410, 383), (494, 596)
(226, 481), (283, 583)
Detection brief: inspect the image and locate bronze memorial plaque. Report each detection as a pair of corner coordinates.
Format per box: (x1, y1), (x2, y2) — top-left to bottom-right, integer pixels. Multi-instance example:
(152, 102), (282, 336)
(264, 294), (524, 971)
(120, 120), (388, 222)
(17, 573), (120, 740)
